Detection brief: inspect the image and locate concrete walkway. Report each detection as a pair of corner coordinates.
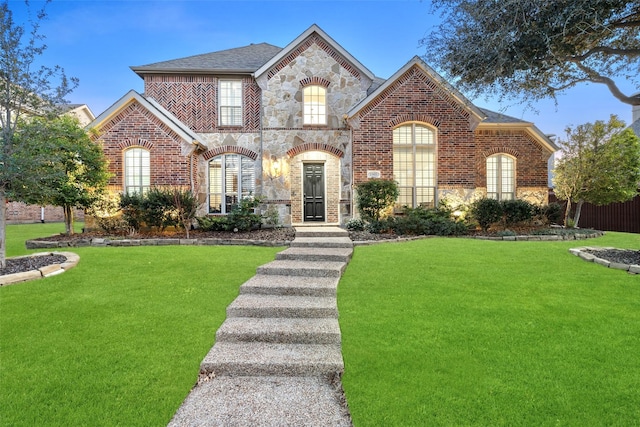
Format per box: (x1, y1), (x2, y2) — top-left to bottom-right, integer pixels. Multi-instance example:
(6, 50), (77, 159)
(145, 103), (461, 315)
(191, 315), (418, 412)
(168, 226), (353, 426)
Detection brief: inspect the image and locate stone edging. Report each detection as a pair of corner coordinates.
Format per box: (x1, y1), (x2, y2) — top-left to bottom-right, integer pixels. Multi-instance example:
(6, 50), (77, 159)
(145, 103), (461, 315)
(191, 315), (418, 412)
(0, 252), (80, 286)
(469, 230), (604, 241)
(353, 231), (604, 246)
(26, 238), (293, 249)
(569, 247), (640, 275)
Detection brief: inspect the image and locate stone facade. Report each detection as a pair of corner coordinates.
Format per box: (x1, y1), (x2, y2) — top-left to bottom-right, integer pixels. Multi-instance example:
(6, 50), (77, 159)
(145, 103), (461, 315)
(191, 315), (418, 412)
(89, 25), (556, 227)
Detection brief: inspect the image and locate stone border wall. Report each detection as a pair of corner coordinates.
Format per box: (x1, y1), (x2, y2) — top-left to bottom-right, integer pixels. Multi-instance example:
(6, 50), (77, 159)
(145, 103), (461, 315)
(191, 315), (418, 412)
(0, 252), (80, 286)
(26, 238), (292, 249)
(569, 247), (640, 275)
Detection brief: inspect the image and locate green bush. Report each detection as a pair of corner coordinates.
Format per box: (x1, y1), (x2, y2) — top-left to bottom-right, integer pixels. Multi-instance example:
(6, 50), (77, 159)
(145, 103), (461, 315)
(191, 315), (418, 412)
(501, 199), (535, 226)
(119, 187), (197, 233)
(355, 179), (399, 222)
(197, 196), (264, 232)
(390, 206), (467, 236)
(120, 192), (145, 232)
(345, 218), (366, 231)
(226, 196), (263, 232)
(470, 198), (503, 231)
(539, 202), (564, 225)
(142, 187), (178, 230)
(196, 215), (229, 231)
(366, 218), (394, 234)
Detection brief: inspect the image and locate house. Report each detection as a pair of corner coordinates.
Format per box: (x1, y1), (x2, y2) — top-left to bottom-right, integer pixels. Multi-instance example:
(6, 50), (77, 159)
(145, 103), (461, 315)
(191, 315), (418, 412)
(88, 24), (557, 226)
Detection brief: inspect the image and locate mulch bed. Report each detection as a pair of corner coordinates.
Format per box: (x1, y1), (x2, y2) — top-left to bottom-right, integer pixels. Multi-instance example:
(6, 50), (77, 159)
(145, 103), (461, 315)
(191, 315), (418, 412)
(1, 254), (68, 276)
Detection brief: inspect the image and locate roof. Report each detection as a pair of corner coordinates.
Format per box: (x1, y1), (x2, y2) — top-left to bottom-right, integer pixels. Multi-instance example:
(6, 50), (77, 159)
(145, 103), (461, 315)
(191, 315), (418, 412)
(477, 107), (558, 152)
(478, 108), (528, 124)
(88, 90), (204, 149)
(131, 43), (283, 76)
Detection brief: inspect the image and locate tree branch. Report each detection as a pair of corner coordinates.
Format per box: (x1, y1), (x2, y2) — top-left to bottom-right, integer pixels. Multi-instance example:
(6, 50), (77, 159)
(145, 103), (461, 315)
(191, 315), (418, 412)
(572, 61), (640, 105)
(571, 46), (640, 61)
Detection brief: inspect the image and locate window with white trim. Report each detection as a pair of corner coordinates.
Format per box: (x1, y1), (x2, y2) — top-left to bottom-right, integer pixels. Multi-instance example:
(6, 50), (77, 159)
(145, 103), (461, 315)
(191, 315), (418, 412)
(219, 80), (242, 126)
(303, 85), (327, 125)
(393, 123), (436, 208)
(209, 154), (255, 214)
(124, 148), (150, 195)
(486, 154), (515, 200)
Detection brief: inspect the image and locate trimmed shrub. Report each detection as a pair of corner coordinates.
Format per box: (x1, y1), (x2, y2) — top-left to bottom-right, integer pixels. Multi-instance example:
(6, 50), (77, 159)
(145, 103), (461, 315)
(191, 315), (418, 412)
(226, 196), (264, 232)
(120, 192), (145, 232)
(345, 218), (366, 231)
(471, 198), (503, 231)
(196, 215), (229, 231)
(501, 199), (535, 226)
(355, 179), (399, 222)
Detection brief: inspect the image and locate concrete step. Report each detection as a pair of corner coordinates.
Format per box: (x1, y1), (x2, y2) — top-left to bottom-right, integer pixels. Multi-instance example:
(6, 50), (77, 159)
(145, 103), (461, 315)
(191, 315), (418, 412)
(239, 275), (338, 297)
(227, 294), (338, 318)
(290, 236), (353, 249)
(257, 260), (346, 277)
(200, 342), (344, 377)
(276, 247), (353, 263)
(168, 376), (352, 427)
(216, 317), (341, 344)
(295, 226), (349, 238)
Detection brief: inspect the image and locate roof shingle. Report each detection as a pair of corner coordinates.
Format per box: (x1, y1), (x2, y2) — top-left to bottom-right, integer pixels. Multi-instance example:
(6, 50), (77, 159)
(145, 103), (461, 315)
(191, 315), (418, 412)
(131, 43), (282, 75)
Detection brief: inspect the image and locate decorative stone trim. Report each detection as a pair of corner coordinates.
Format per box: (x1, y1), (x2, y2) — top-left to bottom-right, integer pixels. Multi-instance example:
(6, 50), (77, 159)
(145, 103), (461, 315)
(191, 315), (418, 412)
(569, 247), (640, 274)
(469, 230), (603, 241)
(0, 252), (80, 286)
(118, 138), (153, 150)
(300, 77), (331, 88)
(287, 143), (344, 158)
(203, 146), (259, 161)
(26, 238), (292, 249)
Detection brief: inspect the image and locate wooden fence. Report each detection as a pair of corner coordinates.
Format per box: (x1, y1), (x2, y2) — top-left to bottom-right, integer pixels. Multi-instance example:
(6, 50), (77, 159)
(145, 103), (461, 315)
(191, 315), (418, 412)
(548, 190), (640, 234)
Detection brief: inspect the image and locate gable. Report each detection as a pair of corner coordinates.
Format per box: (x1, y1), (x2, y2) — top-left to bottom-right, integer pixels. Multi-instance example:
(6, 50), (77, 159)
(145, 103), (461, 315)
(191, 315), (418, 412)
(254, 24), (375, 89)
(88, 90), (205, 153)
(347, 57), (485, 131)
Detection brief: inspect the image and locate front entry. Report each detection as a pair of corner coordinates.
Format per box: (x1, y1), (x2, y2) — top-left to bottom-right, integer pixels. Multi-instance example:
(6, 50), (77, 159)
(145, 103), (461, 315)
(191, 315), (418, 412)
(303, 163), (325, 221)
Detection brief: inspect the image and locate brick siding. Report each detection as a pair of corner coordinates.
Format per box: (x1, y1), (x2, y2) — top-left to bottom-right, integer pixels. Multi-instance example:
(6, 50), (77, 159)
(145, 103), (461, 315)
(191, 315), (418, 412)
(94, 101), (191, 190)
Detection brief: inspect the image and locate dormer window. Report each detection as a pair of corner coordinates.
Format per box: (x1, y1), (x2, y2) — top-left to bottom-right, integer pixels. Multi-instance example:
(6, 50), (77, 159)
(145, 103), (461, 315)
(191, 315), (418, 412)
(219, 80), (242, 126)
(303, 85), (327, 125)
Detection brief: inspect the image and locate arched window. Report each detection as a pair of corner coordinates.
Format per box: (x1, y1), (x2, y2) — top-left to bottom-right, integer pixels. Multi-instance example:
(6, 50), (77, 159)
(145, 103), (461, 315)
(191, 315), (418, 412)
(486, 154), (515, 200)
(124, 148), (150, 195)
(209, 154), (255, 214)
(303, 85), (327, 125)
(393, 123), (436, 208)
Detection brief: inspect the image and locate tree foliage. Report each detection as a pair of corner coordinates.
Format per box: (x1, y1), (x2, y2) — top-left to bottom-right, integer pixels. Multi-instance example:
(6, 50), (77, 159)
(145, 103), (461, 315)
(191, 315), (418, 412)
(553, 115), (640, 227)
(14, 116), (109, 234)
(422, 0), (640, 106)
(1, 0), (77, 266)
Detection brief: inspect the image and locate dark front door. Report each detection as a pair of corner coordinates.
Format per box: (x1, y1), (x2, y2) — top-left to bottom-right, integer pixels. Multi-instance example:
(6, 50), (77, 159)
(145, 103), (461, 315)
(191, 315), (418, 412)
(303, 163), (325, 221)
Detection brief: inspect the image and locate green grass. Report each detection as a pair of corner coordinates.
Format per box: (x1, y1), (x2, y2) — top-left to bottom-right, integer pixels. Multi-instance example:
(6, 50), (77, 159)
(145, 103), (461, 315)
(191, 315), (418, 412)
(339, 232), (640, 426)
(1, 223), (283, 426)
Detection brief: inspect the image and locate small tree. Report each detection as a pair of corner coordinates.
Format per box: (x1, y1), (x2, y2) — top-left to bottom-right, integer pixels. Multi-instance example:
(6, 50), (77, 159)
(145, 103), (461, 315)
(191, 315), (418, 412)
(355, 179), (399, 222)
(14, 115), (110, 234)
(172, 188), (197, 238)
(553, 115), (640, 227)
(1, 0), (77, 266)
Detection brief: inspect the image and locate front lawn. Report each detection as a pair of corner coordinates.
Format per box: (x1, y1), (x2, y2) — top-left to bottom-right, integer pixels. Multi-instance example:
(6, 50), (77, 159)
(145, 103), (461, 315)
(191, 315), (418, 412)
(339, 232), (640, 426)
(3, 224), (639, 425)
(0, 223), (283, 426)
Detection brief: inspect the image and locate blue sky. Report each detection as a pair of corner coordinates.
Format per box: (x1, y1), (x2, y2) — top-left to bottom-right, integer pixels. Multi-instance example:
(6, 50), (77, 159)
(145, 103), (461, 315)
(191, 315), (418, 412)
(8, 0), (638, 141)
